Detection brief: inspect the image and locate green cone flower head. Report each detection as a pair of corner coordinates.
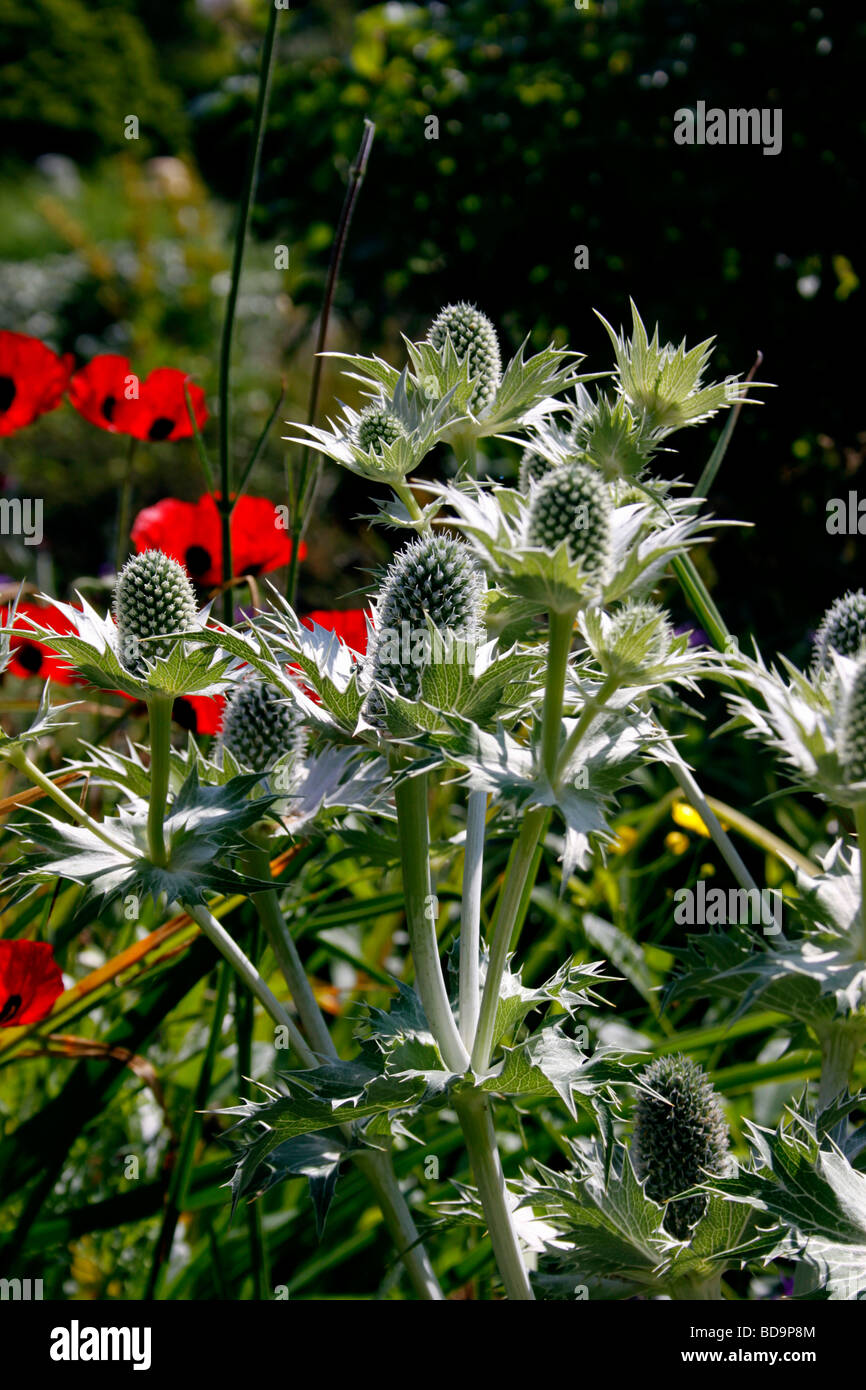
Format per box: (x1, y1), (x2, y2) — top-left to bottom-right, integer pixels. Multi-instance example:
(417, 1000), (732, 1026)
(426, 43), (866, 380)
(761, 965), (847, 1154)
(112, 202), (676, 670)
(428, 302), (502, 416)
(219, 676), (306, 772)
(114, 549), (198, 674)
(605, 600), (673, 670)
(367, 533), (484, 702)
(838, 653), (866, 785)
(518, 448), (559, 492)
(813, 591), (866, 674)
(357, 403), (408, 455)
(526, 459), (612, 581)
(632, 1054), (729, 1240)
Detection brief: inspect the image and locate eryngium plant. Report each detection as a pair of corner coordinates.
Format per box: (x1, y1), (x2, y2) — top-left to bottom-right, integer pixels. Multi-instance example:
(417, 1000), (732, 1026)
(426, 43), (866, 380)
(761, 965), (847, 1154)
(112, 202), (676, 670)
(219, 676), (307, 771)
(632, 1054), (730, 1239)
(114, 549), (198, 673)
(525, 459), (612, 583)
(838, 654), (866, 785)
(813, 591), (866, 673)
(357, 402), (408, 454)
(428, 302), (502, 416)
(366, 532), (485, 702)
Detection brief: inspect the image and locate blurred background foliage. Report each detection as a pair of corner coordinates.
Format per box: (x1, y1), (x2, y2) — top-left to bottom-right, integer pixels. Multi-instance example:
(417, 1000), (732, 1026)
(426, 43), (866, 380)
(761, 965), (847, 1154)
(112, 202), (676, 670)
(1, 0), (864, 1299)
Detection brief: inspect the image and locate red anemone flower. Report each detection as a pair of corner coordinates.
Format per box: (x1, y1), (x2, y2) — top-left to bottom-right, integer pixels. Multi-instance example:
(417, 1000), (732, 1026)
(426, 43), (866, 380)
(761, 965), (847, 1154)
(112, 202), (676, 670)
(130, 494), (305, 586)
(70, 357), (207, 441)
(302, 609), (369, 655)
(1, 601), (78, 684)
(0, 940), (64, 1026)
(172, 693), (225, 736)
(0, 332), (73, 437)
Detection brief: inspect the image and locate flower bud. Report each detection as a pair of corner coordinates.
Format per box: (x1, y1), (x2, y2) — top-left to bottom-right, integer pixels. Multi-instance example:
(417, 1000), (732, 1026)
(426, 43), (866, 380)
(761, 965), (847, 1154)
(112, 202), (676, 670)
(813, 590), (866, 673)
(518, 448), (558, 492)
(114, 549), (198, 673)
(838, 653), (866, 785)
(357, 403), (408, 455)
(428, 302), (502, 416)
(526, 459), (611, 580)
(607, 600), (672, 664)
(219, 677), (306, 771)
(368, 533), (484, 700)
(632, 1054), (729, 1240)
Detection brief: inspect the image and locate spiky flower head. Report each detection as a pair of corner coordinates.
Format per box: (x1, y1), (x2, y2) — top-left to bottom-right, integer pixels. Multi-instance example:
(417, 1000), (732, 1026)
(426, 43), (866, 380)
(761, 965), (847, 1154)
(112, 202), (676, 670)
(219, 677), (306, 772)
(607, 600), (672, 664)
(357, 403), (408, 455)
(838, 653), (866, 786)
(518, 448), (559, 492)
(367, 533), (484, 701)
(526, 459), (612, 581)
(632, 1054), (729, 1240)
(428, 302), (502, 416)
(114, 549), (198, 673)
(813, 591), (866, 674)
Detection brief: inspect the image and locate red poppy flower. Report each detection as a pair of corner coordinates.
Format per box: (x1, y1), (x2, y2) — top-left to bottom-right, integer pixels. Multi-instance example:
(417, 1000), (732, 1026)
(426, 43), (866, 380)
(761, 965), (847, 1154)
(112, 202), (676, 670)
(0, 940), (64, 1026)
(0, 331), (73, 437)
(172, 693), (225, 736)
(70, 356), (207, 441)
(68, 354), (136, 432)
(303, 609), (369, 655)
(130, 494), (305, 586)
(1, 601), (78, 684)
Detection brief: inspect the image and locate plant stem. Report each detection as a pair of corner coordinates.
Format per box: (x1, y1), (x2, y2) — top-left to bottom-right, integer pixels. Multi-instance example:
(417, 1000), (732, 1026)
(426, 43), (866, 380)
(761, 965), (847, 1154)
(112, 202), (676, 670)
(554, 672), (619, 784)
(540, 609), (576, 782)
(286, 119), (376, 606)
(471, 807), (547, 1072)
(146, 693), (173, 868)
(453, 1089), (534, 1300)
(855, 802), (866, 961)
(471, 607), (573, 1071)
(700, 795), (820, 878)
(393, 770), (470, 1074)
(243, 845), (337, 1059)
(185, 900), (313, 1062)
(667, 753), (764, 899)
(392, 480), (425, 524)
(9, 749), (134, 858)
(352, 1149), (446, 1301)
(217, 2), (282, 627)
(115, 437), (136, 574)
(459, 790), (487, 1049)
(817, 1026), (859, 1113)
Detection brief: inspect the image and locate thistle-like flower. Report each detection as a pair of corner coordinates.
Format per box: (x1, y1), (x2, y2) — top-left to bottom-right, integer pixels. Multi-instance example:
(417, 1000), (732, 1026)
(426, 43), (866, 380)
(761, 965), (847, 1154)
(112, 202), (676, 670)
(526, 459), (612, 582)
(357, 403), (408, 455)
(597, 300), (762, 437)
(114, 549), (198, 674)
(518, 447), (559, 492)
(632, 1054), (730, 1240)
(572, 391), (652, 480)
(838, 654), (866, 786)
(428, 302), (502, 416)
(219, 676), (307, 772)
(813, 591), (866, 673)
(366, 533), (484, 702)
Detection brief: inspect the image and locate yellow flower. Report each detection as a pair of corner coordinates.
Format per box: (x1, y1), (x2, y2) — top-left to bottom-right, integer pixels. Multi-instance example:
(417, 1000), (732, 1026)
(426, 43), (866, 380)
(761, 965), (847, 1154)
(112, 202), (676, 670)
(611, 824), (638, 855)
(671, 800), (711, 837)
(665, 831), (690, 856)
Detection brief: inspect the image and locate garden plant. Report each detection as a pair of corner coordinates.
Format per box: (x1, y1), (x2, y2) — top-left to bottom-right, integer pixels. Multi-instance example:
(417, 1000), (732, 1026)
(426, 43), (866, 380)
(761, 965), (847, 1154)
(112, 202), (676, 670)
(0, 6), (864, 1307)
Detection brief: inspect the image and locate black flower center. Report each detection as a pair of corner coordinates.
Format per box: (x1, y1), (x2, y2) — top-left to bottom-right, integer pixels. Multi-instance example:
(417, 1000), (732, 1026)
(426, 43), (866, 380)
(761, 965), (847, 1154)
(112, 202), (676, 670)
(101, 395), (116, 422)
(171, 697), (195, 732)
(184, 545), (212, 579)
(148, 416), (176, 442)
(15, 642), (44, 674)
(0, 994), (22, 1024)
(0, 376), (16, 413)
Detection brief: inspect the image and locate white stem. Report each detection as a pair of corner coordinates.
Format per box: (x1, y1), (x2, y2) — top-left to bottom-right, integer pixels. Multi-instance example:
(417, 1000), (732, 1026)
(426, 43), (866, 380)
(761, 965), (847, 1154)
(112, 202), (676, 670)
(459, 789), (487, 1049)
